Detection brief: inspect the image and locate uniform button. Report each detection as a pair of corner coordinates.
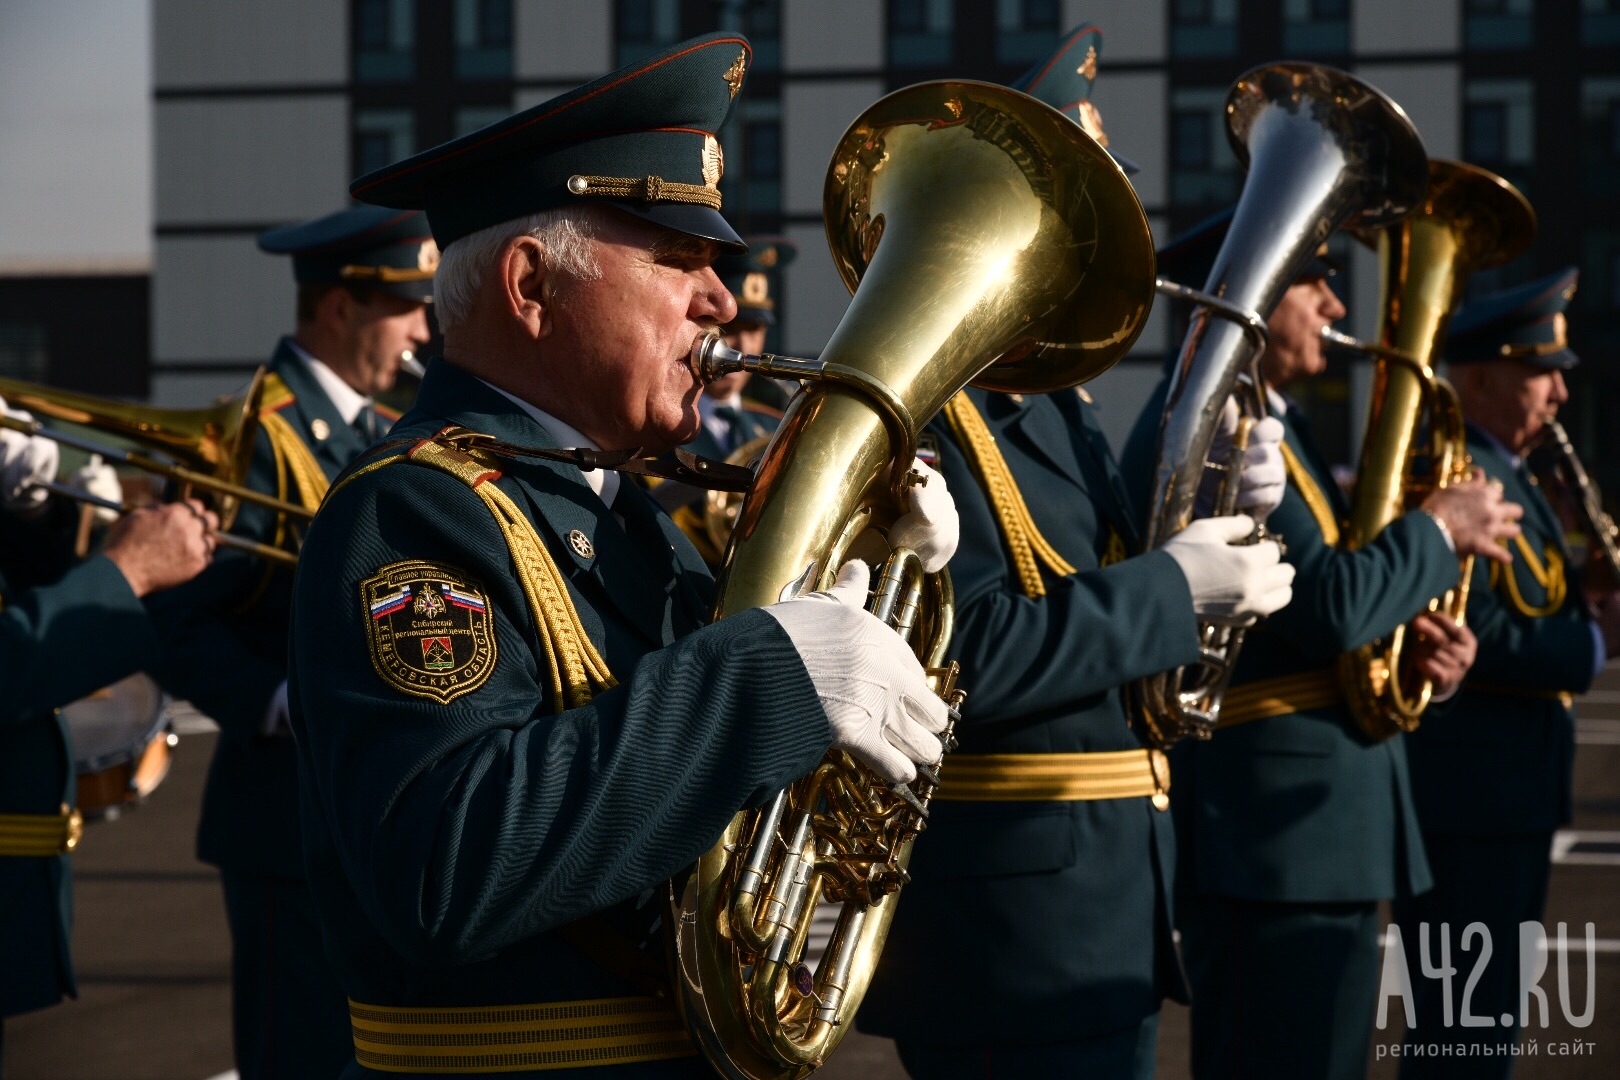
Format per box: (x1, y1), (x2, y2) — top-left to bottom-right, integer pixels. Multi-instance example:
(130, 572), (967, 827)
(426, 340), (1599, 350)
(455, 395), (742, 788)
(310, 418), (331, 441)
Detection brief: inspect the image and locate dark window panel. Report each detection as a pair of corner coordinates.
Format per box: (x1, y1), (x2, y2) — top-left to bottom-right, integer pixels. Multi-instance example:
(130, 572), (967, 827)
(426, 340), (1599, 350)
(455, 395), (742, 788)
(355, 0), (416, 82)
(1466, 101), (1509, 162)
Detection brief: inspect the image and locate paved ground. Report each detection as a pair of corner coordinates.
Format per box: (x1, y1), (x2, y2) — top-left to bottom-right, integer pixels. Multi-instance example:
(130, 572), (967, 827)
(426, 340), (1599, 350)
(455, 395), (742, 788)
(7, 674), (1619, 1079)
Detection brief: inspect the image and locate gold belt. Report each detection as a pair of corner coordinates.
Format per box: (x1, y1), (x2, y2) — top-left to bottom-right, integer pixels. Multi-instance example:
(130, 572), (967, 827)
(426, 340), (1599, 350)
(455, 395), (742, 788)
(1217, 669), (1341, 729)
(0, 805), (83, 857)
(935, 749), (1170, 810)
(348, 995), (696, 1074)
(1464, 682), (1575, 708)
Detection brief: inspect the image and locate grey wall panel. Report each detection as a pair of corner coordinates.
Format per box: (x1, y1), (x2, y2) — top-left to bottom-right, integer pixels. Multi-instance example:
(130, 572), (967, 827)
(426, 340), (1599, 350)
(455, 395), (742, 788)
(515, 0), (611, 81)
(1085, 361), (1168, 456)
(154, 0), (345, 88)
(155, 98), (349, 225)
(1094, 71), (1167, 211)
(1071, 0), (1166, 62)
(1353, 0), (1459, 55)
(150, 370), (266, 409)
(1354, 63), (1460, 160)
(154, 236), (293, 364)
(783, 0), (881, 72)
(781, 80), (883, 216)
(781, 222), (848, 356)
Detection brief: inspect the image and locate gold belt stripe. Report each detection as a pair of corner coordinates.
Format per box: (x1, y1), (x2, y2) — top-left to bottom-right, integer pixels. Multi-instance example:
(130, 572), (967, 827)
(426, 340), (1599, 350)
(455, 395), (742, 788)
(1216, 668), (1342, 729)
(935, 749), (1168, 803)
(348, 995), (695, 1074)
(0, 806), (84, 857)
(941, 393), (1075, 598)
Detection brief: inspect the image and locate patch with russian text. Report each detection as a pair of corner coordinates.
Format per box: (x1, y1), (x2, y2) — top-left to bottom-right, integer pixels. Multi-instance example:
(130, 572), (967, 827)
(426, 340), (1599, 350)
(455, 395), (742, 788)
(361, 560), (497, 704)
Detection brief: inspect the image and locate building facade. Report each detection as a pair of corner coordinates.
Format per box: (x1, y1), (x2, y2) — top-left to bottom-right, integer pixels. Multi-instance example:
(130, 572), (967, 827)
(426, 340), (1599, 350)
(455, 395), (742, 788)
(150, 0), (1620, 486)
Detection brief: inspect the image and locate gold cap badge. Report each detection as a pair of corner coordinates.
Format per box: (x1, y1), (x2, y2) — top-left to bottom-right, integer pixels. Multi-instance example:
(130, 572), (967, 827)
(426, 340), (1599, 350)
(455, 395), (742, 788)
(723, 50), (747, 101)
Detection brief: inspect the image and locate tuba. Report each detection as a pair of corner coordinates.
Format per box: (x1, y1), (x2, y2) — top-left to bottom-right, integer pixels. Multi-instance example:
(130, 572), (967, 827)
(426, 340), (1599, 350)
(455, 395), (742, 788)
(1334, 160), (1535, 738)
(1130, 63), (1428, 745)
(674, 80), (1155, 1078)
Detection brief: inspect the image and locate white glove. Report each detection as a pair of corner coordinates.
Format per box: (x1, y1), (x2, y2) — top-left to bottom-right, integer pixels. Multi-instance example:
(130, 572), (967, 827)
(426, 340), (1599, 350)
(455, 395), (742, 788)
(1198, 401), (1286, 523)
(261, 680), (292, 738)
(765, 561), (949, 783)
(1162, 515), (1295, 621)
(0, 397), (59, 513)
(71, 454), (123, 525)
(887, 457), (959, 573)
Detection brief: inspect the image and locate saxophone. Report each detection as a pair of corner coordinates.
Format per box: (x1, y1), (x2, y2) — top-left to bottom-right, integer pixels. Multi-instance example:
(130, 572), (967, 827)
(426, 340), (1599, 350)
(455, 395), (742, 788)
(1334, 160), (1536, 738)
(672, 80), (1155, 1078)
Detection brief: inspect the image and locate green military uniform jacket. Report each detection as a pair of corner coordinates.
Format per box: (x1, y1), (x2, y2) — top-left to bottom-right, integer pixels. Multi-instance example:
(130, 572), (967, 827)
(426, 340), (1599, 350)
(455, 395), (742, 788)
(287, 360), (829, 1074)
(1405, 425), (1593, 835)
(1, 511), (156, 1017)
(1166, 399), (1457, 902)
(861, 388), (1201, 1045)
(147, 339), (391, 878)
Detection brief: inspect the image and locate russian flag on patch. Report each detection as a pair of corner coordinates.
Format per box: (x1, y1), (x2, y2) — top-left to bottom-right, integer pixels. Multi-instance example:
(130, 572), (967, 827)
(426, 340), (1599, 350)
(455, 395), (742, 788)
(444, 585), (487, 612)
(370, 585), (412, 619)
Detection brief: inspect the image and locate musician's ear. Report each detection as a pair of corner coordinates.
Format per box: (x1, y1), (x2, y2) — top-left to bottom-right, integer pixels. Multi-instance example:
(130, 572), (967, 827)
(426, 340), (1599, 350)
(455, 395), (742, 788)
(500, 235), (550, 342)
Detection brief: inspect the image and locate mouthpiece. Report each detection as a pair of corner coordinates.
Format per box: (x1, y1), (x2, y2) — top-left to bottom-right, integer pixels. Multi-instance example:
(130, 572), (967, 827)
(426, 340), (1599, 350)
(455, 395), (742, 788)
(399, 350), (427, 379)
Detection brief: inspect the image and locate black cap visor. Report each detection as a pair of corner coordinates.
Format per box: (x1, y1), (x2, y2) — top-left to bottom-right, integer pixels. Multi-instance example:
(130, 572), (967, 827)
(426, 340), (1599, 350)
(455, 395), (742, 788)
(604, 200), (747, 256)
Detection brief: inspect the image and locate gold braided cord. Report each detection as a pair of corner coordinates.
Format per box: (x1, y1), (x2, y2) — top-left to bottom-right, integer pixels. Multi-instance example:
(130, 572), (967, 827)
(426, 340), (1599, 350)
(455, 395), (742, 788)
(941, 394), (1075, 598)
(1278, 441), (1340, 546)
(401, 436), (615, 711)
(1489, 534), (1567, 618)
(259, 409), (330, 512)
(566, 174), (723, 209)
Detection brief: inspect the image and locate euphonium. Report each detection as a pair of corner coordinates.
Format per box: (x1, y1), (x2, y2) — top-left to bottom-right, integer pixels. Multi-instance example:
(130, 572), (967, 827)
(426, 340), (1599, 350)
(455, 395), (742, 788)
(1336, 160), (1535, 738)
(0, 372), (312, 529)
(673, 80), (1154, 1078)
(1130, 64), (1428, 745)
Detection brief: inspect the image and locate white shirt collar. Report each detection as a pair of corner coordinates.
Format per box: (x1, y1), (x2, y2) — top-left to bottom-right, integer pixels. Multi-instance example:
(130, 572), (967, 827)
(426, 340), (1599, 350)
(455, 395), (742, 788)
(287, 339), (371, 426)
(476, 379), (620, 507)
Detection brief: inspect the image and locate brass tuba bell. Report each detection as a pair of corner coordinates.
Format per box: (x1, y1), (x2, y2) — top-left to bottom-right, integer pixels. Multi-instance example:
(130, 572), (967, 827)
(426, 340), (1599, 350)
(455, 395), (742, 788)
(673, 79), (1154, 1078)
(1334, 159), (1536, 737)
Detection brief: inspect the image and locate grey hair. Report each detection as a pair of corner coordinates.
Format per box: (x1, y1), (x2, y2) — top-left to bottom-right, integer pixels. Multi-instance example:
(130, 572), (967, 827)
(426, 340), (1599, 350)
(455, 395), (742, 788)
(433, 207), (603, 334)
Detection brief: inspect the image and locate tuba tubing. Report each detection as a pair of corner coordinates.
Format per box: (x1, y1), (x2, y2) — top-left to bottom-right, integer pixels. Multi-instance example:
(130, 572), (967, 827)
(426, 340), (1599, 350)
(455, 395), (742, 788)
(671, 79), (1155, 1079)
(1130, 63), (1429, 745)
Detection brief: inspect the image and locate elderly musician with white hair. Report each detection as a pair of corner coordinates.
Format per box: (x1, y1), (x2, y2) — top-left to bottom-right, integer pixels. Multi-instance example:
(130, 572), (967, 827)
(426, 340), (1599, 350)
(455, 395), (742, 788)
(286, 35), (957, 1079)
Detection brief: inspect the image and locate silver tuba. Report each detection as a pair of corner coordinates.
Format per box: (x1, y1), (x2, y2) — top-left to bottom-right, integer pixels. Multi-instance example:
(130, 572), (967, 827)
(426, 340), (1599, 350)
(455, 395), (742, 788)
(1129, 63), (1429, 745)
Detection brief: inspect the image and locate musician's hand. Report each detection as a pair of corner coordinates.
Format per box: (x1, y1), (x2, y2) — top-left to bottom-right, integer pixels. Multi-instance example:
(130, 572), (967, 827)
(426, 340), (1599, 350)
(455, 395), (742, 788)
(1409, 611), (1476, 700)
(765, 560), (949, 784)
(888, 457), (959, 573)
(1422, 470), (1523, 565)
(0, 398), (60, 514)
(1162, 515), (1296, 622)
(71, 454), (123, 525)
(104, 499), (218, 597)
(1198, 401), (1284, 522)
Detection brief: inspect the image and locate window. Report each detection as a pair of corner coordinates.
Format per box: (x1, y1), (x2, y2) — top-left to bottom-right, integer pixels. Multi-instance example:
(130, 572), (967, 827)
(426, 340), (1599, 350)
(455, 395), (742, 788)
(889, 0), (953, 68)
(1465, 0), (1533, 49)
(455, 0), (512, 80)
(1464, 80), (1534, 173)
(616, 0), (681, 68)
(1581, 79), (1620, 196)
(1170, 88), (1240, 208)
(1283, 0), (1349, 54)
(736, 1), (781, 73)
(996, 0), (1061, 66)
(354, 108), (415, 176)
(720, 98), (782, 220)
(355, 0), (415, 81)
(1467, 102), (1509, 162)
(1586, 0), (1620, 44)
(1172, 0), (1237, 57)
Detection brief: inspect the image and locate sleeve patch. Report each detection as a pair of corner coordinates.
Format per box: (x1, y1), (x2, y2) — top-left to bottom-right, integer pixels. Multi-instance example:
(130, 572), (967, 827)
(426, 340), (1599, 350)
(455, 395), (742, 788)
(361, 560), (497, 703)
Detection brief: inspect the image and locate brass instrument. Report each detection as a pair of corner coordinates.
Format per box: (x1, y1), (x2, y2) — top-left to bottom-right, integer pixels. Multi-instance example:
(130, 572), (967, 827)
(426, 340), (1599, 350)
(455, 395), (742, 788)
(1335, 160), (1535, 738)
(0, 373), (313, 562)
(674, 80), (1155, 1078)
(1130, 63), (1429, 746)
(1535, 417), (1620, 582)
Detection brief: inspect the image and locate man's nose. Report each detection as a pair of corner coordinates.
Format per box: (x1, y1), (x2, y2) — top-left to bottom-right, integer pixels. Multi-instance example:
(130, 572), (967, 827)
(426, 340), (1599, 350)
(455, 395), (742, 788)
(697, 266), (738, 326)
(1550, 369), (1570, 404)
(409, 306), (431, 344)
(1321, 282), (1347, 321)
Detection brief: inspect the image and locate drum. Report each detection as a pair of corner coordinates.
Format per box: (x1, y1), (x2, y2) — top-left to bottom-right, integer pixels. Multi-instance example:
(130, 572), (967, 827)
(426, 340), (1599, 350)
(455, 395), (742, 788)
(63, 673), (177, 821)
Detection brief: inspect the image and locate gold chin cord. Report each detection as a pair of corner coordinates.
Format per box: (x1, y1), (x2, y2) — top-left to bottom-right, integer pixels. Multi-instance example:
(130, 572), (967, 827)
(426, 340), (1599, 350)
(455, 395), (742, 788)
(1332, 160), (1536, 740)
(0, 372), (311, 565)
(1128, 62), (1430, 748)
(673, 79), (1155, 1079)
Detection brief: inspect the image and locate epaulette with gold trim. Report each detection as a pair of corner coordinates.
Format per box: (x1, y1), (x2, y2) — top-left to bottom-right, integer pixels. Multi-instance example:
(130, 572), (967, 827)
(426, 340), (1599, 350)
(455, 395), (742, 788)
(257, 372), (297, 415)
